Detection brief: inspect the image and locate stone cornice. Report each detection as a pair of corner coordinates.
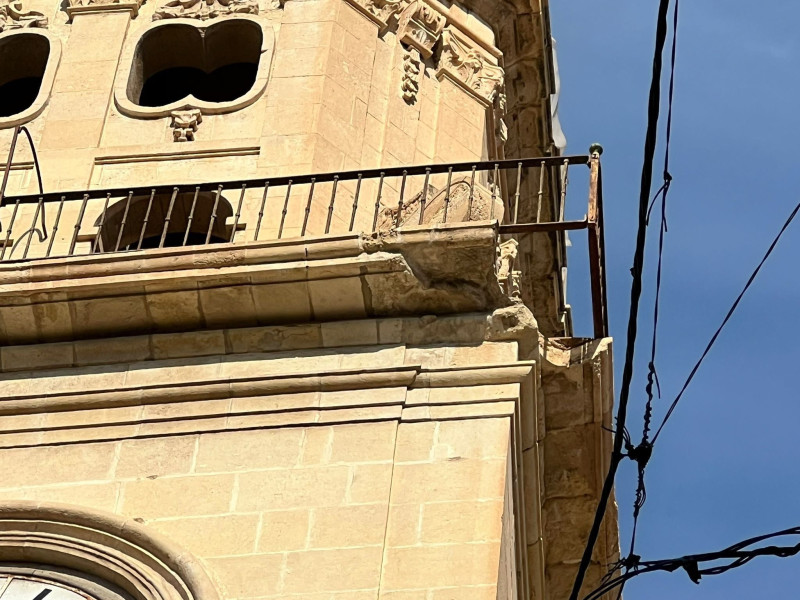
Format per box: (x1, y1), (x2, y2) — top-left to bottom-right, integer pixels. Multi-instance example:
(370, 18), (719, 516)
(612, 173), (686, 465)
(65, 0), (143, 18)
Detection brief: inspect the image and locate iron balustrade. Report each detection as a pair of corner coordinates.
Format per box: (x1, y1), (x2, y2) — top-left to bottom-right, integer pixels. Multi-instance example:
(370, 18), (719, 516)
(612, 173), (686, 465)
(0, 153), (608, 337)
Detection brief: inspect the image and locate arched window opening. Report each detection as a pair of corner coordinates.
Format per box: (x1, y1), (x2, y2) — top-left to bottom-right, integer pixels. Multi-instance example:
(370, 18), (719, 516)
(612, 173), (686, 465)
(0, 34), (49, 118)
(0, 563), (135, 600)
(94, 191), (234, 253)
(127, 20), (262, 108)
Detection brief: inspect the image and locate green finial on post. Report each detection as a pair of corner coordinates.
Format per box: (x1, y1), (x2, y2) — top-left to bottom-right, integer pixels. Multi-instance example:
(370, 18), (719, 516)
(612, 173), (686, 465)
(589, 143), (604, 157)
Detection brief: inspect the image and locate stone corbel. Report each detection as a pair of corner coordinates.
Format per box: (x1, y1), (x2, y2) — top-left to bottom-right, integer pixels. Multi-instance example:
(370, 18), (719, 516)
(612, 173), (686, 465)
(170, 109), (202, 142)
(65, 0), (144, 18)
(437, 28), (505, 106)
(343, 0), (403, 31)
(397, 0), (444, 58)
(0, 0), (47, 30)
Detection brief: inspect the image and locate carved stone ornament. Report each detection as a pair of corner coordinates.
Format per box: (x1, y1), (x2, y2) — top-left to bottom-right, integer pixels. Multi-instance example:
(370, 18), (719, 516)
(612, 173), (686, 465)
(0, 0), (47, 31)
(497, 238), (521, 301)
(66, 0), (144, 18)
(344, 0), (402, 30)
(495, 90), (508, 145)
(153, 0), (257, 20)
(171, 108), (202, 141)
(401, 47), (421, 104)
(438, 28), (505, 105)
(397, 0), (444, 58)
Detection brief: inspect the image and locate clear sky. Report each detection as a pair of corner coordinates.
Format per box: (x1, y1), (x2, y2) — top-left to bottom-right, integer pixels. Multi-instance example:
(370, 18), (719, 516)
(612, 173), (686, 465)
(550, 1), (800, 598)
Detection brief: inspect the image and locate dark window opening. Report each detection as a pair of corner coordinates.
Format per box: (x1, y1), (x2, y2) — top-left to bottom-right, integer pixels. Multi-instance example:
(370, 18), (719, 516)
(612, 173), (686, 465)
(0, 35), (49, 118)
(129, 20), (262, 108)
(95, 191), (234, 253)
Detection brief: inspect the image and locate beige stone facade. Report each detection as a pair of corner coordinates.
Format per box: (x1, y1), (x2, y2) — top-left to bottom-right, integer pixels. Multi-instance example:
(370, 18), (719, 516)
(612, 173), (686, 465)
(0, 1), (617, 600)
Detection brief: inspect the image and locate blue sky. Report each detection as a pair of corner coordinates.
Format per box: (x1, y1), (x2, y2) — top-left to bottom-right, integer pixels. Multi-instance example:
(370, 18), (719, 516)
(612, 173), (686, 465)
(550, 1), (800, 598)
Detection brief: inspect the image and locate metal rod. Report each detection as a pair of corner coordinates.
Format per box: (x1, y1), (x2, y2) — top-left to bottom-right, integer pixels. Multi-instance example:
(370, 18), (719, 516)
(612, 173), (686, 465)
(466, 166), (477, 219)
(490, 164), (499, 221)
(183, 186), (200, 246)
(159, 187), (179, 248)
(0, 126), (20, 208)
(230, 184), (246, 243)
(278, 180), (292, 239)
(46, 196), (65, 258)
(301, 178), (316, 237)
(418, 167), (431, 225)
(513, 162), (523, 225)
(22, 196), (43, 259)
(325, 175), (339, 234)
(559, 158), (569, 222)
(0, 198), (20, 260)
(115, 191), (134, 252)
(536, 160), (545, 223)
(349, 174), (362, 232)
(205, 185), (223, 244)
(255, 182), (269, 241)
(136, 189), (156, 251)
(395, 170), (407, 229)
(69, 194), (89, 256)
(499, 220), (589, 234)
(92, 193), (111, 253)
(443, 167), (453, 223)
(372, 172), (385, 231)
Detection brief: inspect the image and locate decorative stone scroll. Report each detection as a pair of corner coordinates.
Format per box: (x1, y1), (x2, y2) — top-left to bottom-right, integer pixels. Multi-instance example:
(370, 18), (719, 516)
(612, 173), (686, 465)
(0, 0), (47, 31)
(170, 109), (202, 141)
(153, 0), (258, 20)
(66, 0), (144, 18)
(438, 28), (505, 105)
(344, 0), (403, 30)
(397, 0), (444, 58)
(497, 238), (521, 301)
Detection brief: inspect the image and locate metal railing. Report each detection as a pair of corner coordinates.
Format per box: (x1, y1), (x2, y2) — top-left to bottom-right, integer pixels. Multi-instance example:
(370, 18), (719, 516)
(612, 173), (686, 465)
(0, 149), (608, 337)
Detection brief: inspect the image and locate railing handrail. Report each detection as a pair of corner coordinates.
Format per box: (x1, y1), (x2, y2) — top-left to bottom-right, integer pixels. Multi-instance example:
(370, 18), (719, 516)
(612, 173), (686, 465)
(3, 155), (591, 205)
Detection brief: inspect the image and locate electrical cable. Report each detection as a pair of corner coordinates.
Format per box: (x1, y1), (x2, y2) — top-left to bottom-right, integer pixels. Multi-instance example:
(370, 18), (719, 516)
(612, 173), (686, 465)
(567, 1), (674, 597)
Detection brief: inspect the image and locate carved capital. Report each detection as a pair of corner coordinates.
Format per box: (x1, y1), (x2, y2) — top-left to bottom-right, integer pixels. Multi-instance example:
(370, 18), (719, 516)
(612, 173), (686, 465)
(343, 0), (402, 30)
(397, 0), (444, 58)
(153, 0), (258, 20)
(497, 238), (521, 300)
(65, 0), (143, 18)
(437, 28), (504, 105)
(0, 0), (47, 31)
(171, 109), (202, 142)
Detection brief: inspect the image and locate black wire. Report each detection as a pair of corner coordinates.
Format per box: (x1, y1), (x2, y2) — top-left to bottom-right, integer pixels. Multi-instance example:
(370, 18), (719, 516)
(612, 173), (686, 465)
(650, 196), (800, 443)
(568, 1), (675, 597)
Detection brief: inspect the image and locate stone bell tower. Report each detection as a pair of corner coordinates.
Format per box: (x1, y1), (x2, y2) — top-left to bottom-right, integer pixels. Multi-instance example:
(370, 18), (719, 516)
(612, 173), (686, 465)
(0, 1), (618, 600)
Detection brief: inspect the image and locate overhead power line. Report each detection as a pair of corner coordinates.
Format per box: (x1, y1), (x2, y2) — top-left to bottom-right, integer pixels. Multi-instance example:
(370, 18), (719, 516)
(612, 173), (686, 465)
(583, 526), (800, 600)
(567, 0), (676, 597)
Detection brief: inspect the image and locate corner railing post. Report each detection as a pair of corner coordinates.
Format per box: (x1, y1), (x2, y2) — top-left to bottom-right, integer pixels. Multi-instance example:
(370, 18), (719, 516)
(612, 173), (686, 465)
(587, 144), (608, 338)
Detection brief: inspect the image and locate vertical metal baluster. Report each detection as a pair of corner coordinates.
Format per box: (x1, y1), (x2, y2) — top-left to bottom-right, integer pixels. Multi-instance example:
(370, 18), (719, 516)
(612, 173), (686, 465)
(205, 185), (223, 244)
(349, 174), (362, 232)
(490, 164), (499, 220)
(325, 175), (339, 234)
(395, 170), (407, 229)
(22, 196), (44, 259)
(559, 159), (569, 222)
(301, 178), (316, 237)
(0, 126), (20, 208)
(115, 191), (134, 252)
(159, 187), (179, 248)
(466, 166), (477, 219)
(418, 167), (431, 225)
(442, 167), (453, 223)
(92, 193), (111, 253)
(372, 172), (385, 231)
(46, 196), (65, 258)
(0, 199), (20, 260)
(255, 182), (269, 241)
(69, 194), (90, 256)
(183, 186), (200, 246)
(536, 160), (545, 223)
(278, 180), (292, 239)
(137, 189), (156, 251)
(513, 162), (523, 225)
(230, 184), (246, 243)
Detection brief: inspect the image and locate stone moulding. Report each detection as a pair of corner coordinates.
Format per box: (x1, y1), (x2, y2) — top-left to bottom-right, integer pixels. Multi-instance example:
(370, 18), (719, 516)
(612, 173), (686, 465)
(0, 0), (47, 31)
(113, 16), (274, 120)
(0, 503), (220, 600)
(65, 0), (144, 18)
(0, 29), (61, 129)
(153, 0), (258, 21)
